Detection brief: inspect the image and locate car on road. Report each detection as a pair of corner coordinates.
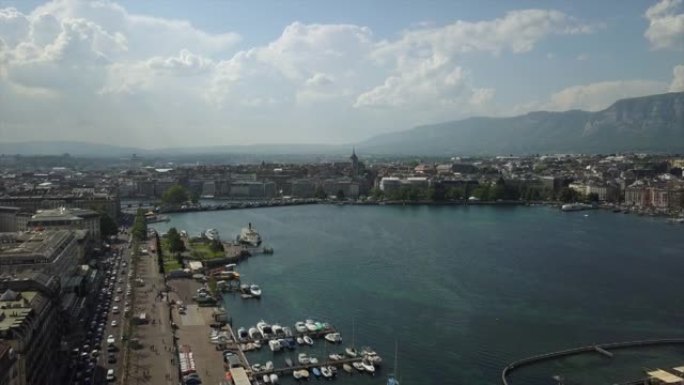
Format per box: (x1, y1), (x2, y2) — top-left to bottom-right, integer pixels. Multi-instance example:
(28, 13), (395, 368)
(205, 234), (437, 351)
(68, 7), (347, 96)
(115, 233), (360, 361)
(106, 335), (115, 344)
(107, 353), (116, 364)
(106, 369), (115, 382)
(112, 306), (119, 314)
(111, 320), (118, 327)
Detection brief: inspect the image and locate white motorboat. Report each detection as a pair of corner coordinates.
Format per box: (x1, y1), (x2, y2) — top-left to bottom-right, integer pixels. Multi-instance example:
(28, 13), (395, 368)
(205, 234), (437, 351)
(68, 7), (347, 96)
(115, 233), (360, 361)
(345, 347), (358, 357)
(309, 356), (319, 364)
(296, 337), (305, 345)
(294, 321), (307, 333)
(283, 327), (293, 337)
(299, 369), (310, 379)
(204, 228), (220, 241)
(252, 363), (262, 372)
(270, 373), (279, 384)
(268, 339), (281, 352)
(366, 352), (383, 365)
(248, 327), (260, 339)
(352, 362), (365, 372)
(305, 320), (318, 332)
(272, 324), (284, 337)
(256, 320), (272, 338)
(328, 353), (343, 361)
(297, 353), (310, 365)
(263, 374), (270, 384)
(361, 358), (375, 374)
(342, 363), (353, 373)
(250, 284), (262, 298)
(303, 336), (314, 345)
(265, 361), (274, 370)
(321, 366), (333, 378)
(237, 327), (248, 340)
(292, 371), (303, 380)
(324, 333), (342, 343)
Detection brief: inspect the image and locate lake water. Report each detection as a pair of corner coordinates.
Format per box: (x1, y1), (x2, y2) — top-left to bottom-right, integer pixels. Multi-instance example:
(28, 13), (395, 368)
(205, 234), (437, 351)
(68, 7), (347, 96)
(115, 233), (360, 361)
(151, 205), (684, 385)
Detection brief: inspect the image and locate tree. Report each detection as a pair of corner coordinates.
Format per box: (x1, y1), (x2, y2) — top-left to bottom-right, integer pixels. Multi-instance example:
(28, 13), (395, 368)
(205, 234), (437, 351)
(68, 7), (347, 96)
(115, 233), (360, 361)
(209, 239), (224, 253)
(558, 187), (581, 203)
(161, 185), (189, 206)
(336, 189), (345, 201)
(131, 209), (147, 241)
(370, 187), (384, 200)
(100, 213), (118, 238)
(166, 227), (185, 254)
(314, 186), (327, 199)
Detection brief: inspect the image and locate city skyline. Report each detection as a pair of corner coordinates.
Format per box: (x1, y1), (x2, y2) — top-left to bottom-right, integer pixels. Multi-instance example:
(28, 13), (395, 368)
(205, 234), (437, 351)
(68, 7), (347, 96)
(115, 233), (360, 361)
(0, 0), (682, 148)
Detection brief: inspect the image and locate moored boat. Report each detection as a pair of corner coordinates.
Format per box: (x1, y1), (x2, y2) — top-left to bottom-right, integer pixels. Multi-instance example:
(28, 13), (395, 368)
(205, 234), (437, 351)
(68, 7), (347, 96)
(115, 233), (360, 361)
(321, 366), (333, 378)
(345, 347), (358, 357)
(352, 361), (365, 372)
(294, 321), (307, 333)
(324, 332), (342, 343)
(270, 373), (279, 384)
(248, 327), (260, 339)
(250, 284), (262, 298)
(237, 327), (248, 340)
(297, 353), (310, 365)
(342, 363), (353, 373)
(256, 320), (272, 339)
(303, 336), (314, 346)
(361, 358), (375, 374)
(312, 367), (321, 377)
(284, 358), (293, 367)
(268, 339), (282, 352)
(238, 222), (262, 246)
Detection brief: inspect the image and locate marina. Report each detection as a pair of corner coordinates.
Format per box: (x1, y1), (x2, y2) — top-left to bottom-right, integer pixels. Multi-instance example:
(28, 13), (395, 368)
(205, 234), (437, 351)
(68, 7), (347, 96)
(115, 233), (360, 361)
(151, 204), (684, 385)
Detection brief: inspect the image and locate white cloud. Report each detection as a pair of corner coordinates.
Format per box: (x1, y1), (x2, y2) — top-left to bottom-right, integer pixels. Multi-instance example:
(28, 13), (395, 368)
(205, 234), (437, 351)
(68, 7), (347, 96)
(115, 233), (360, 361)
(0, 1), (607, 146)
(670, 64), (684, 91)
(644, 0), (684, 50)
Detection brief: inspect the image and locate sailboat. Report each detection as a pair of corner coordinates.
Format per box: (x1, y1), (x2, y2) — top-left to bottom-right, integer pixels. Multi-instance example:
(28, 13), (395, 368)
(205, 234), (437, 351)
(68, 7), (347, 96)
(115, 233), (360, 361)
(345, 318), (358, 357)
(387, 341), (400, 385)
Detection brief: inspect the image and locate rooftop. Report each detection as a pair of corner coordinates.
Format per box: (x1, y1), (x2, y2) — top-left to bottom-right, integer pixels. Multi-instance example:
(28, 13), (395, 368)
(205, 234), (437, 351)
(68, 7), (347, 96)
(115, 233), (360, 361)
(0, 230), (74, 262)
(0, 291), (37, 332)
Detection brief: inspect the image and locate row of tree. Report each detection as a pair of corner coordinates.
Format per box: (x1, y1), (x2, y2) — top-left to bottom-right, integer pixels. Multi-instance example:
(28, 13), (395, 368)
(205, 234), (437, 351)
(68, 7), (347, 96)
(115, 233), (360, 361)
(369, 178), (592, 203)
(131, 209), (147, 241)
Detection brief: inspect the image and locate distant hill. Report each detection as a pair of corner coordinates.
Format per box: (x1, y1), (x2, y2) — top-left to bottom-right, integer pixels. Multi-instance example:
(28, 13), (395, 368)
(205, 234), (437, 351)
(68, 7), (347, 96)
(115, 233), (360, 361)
(2, 92), (682, 158)
(0, 141), (142, 157)
(358, 92), (684, 155)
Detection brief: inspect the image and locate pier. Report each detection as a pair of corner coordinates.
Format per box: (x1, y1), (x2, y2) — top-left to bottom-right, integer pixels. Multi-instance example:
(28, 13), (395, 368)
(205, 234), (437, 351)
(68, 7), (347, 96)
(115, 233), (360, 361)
(501, 338), (684, 385)
(256, 356), (365, 377)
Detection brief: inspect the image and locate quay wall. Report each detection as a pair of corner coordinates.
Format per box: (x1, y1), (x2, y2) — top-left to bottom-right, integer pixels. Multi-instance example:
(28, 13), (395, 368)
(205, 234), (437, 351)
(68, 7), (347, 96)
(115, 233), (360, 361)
(501, 338), (684, 385)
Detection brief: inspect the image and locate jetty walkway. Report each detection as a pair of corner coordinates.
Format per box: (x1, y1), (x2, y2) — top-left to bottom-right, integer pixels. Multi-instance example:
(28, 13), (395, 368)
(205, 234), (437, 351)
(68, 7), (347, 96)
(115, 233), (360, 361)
(257, 356), (364, 376)
(501, 338), (684, 385)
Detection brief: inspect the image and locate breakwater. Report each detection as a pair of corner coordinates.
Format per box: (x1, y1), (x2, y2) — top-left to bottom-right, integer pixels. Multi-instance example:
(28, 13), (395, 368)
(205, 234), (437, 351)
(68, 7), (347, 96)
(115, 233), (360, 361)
(501, 338), (684, 385)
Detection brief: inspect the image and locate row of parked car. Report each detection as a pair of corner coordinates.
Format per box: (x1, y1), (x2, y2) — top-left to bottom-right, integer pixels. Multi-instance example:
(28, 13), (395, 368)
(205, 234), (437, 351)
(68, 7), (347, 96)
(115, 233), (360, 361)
(69, 244), (131, 384)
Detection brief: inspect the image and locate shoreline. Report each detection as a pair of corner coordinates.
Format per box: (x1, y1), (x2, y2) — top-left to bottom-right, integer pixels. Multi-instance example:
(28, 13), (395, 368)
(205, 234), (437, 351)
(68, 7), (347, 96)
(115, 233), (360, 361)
(125, 198), (682, 220)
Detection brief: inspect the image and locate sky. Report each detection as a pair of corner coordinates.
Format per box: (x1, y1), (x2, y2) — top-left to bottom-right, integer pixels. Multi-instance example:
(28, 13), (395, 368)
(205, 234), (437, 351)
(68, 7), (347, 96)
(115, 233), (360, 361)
(0, 0), (682, 149)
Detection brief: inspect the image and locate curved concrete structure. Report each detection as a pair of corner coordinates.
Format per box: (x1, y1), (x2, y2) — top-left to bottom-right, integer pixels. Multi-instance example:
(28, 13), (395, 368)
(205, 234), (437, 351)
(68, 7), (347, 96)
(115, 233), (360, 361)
(501, 338), (684, 385)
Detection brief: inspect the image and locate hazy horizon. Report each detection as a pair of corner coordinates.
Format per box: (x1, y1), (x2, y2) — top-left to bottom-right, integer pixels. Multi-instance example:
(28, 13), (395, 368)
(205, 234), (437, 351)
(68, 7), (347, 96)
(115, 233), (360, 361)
(0, 0), (682, 148)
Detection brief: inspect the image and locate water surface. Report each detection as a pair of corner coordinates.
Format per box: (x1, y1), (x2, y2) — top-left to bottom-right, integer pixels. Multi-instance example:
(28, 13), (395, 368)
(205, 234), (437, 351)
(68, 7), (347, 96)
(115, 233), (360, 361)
(153, 205), (684, 384)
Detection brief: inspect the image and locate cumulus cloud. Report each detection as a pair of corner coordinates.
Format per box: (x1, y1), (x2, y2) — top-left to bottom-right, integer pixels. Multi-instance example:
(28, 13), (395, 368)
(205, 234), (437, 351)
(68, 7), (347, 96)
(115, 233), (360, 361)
(0, 0), (601, 146)
(644, 0), (684, 50)
(671, 64), (684, 91)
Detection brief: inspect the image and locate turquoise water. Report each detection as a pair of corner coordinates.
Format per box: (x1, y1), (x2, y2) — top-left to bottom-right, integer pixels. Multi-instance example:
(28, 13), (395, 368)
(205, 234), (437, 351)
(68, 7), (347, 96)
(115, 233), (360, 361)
(152, 205), (684, 384)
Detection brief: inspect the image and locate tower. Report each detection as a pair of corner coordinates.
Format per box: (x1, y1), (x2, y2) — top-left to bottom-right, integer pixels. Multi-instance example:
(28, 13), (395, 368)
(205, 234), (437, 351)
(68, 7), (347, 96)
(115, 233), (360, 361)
(350, 148), (359, 177)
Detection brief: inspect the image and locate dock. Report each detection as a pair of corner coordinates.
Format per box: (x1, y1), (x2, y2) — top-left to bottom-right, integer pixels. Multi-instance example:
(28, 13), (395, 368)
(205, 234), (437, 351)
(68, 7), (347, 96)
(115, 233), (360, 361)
(257, 356), (365, 376)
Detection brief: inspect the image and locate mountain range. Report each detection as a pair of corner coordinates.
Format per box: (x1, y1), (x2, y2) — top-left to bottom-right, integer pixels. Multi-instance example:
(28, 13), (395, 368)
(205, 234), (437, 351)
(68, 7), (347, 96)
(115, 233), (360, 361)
(358, 91), (684, 155)
(1, 91), (682, 157)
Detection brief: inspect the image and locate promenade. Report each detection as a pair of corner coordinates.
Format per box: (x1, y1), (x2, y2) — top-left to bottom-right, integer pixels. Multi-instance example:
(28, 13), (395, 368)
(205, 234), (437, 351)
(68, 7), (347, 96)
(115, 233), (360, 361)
(123, 240), (176, 385)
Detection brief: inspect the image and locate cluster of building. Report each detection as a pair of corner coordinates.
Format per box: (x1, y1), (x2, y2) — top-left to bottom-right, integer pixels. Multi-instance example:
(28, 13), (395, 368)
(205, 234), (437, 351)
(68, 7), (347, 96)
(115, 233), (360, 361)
(0, 171), (116, 383)
(3, 151), (684, 214)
